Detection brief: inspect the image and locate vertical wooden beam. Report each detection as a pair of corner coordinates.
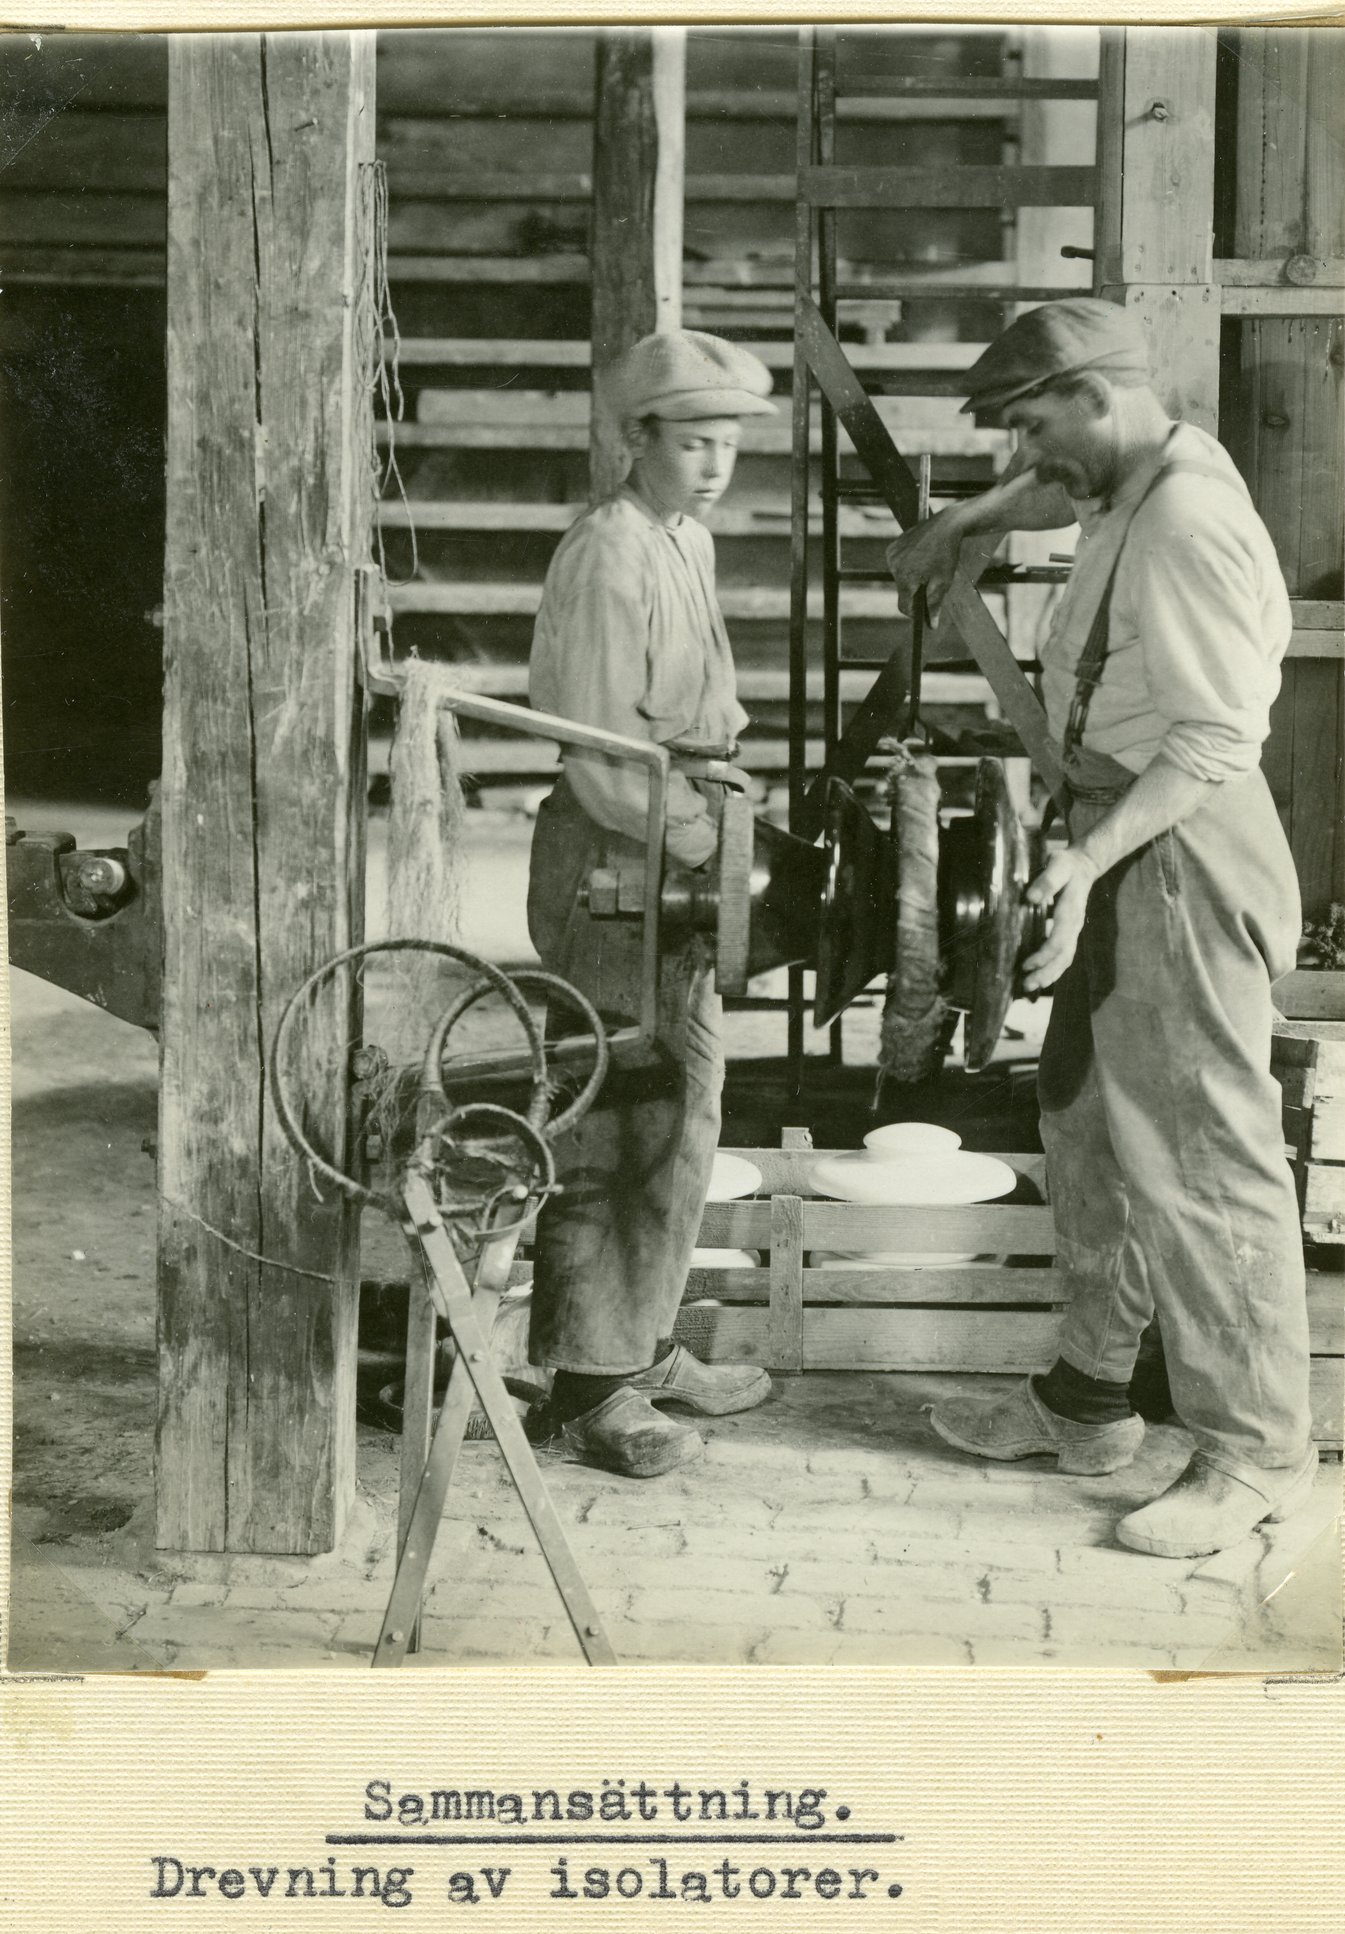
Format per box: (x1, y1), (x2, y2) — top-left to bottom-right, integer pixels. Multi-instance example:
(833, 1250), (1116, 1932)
(589, 27), (686, 500)
(767, 1194), (805, 1374)
(157, 32), (374, 1552)
(1008, 28), (1100, 661)
(1098, 28), (1220, 431)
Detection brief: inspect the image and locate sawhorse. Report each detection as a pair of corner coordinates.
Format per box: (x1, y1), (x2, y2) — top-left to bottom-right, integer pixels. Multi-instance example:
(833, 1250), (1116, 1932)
(372, 1169), (616, 1667)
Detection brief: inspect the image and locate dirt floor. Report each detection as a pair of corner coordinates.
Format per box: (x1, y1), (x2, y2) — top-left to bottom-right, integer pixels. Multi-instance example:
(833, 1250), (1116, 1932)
(5, 798), (1342, 1675)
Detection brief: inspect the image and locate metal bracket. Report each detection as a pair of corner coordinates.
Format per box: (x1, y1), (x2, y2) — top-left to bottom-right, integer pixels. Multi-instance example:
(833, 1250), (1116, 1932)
(5, 791), (162, 1030)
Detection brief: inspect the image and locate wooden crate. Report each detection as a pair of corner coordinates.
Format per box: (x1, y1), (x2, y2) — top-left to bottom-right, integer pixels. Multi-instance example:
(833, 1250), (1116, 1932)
(1273, 970), (1345, 1245)
(675, 1140), (1343, 1453)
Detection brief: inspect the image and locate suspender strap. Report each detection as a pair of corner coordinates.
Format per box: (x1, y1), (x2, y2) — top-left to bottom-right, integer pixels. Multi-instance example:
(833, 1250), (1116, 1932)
(1059, 456), (1242, 766)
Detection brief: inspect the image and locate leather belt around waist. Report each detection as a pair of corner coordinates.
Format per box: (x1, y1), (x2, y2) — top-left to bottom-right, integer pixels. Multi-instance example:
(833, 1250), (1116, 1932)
(668, 745), (750, 792)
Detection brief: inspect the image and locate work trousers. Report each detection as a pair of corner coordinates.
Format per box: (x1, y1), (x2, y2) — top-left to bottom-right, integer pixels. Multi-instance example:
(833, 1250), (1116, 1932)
(526, 776), (723, 1375)
(1039, 751), (1312, 1473)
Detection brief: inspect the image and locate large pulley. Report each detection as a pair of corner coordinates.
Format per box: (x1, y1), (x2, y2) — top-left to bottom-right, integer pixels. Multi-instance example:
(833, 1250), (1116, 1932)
(584, 758), (1046, 1074)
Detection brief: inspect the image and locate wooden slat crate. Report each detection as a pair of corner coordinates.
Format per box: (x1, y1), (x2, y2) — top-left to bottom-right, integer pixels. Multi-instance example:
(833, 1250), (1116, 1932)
(674, 1140), (1343, 1453)
(1272, 970), (1345, 1246)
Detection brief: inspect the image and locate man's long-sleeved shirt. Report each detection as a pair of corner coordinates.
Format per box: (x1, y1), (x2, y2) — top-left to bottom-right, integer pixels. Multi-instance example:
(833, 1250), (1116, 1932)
(1040, 422), (1293, 782)
(529, 486), (748, 867)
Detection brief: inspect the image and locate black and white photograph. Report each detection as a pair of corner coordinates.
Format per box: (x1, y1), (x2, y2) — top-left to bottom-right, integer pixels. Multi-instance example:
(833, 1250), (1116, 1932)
(4, 18), (1342, 1678)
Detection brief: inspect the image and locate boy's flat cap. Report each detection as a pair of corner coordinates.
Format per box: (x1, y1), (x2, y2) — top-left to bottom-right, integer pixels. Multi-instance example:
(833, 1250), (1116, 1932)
(960, 298), (1151, 418)
(611, 330), (776, 421)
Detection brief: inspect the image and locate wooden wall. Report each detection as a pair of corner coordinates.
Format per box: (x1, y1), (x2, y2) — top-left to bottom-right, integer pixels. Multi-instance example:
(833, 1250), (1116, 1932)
(1218, 28), (1345, 923)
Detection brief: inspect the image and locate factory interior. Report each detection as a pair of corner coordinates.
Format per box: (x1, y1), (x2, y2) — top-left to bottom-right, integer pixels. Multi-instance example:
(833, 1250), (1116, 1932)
(3, 24), (1342, 1673)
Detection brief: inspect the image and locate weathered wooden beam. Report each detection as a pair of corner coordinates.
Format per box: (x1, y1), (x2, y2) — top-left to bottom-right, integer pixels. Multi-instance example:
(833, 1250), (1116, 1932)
(157, 32), (374, 1553)
(1097, 29), (1220, 433)
(589, 27), (685, 501)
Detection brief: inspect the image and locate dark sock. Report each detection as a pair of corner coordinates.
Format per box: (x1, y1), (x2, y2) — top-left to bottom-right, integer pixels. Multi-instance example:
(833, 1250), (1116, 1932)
(1033, 1359), (1133, 1427)
(652, 1337), (676, 1364)
(548, 1369), (633, 1425)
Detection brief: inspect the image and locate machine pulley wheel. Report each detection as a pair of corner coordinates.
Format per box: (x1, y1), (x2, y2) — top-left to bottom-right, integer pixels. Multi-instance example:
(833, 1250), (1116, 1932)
(939, 759), (1033, 1074)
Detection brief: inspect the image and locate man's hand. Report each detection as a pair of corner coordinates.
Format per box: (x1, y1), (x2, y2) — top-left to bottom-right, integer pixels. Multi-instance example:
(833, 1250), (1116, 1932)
(1021, 848), (1100, 991)
(885, 509), (966, 621)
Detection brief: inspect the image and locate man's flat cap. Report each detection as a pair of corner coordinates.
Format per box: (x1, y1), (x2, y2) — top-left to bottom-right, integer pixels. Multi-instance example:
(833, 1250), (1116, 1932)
(960, 298), (1151, 418)
(611, 330), (777, 421)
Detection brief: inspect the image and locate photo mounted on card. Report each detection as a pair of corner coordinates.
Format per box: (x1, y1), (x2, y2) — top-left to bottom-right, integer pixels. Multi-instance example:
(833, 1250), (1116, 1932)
(3, 15), (1342, 1688)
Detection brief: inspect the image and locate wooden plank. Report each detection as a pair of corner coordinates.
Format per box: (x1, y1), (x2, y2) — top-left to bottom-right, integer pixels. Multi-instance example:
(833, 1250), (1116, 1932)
(0, 244), (167, 285)
(1289, 657), (1345, 922)
(1119, 29), (1217, 284)
(1221, 286), (1345, 318)
(1232, 319), (1345, 598)
(380, 89), (1026, 125)
(1217, 256), (1345, 287)
(387, 661), (984, 709)
(1229, 30), (1345, 606)
(411, 382), (999, 441)
(685, 1266), (1062, 1307)
(376, 500), (908, 538)
(802, 1203), (1057, 1252)
(674, 1305), (1058, 1373)
(1303, 1163), (1345, 1239)
(677, 1297), (1345, 1380)
(589, 27), (685, 500)
(1093, 29), (1125, 288)
(696, 1201), (1057, 1250)
(1310, 1356), (1343, 1452)
(390, 337), (984, 373)
(387, 169), (1091, 208)
(1274, 1064), (1317, 1109)
(1307, 1274), (1345, 1353)
(377, 253), (1058, 293)
(0, 189), (166, 247)
(387, 582), (929, 622)
(835, 76), (1099, 101)
(798, 165), (1098, 210)
(382, 415), (1007, 460)
(802, 1267), (1058, 1306)
(1273, 1014), (1345, 1048)
(1310, 1099), (1345, 1164)
(1106, 283), (1221, 433)
(157, 33), (372, 1554)
(1273, 973), (1345, 1022)
(767, 1195), (805, 1372)
(1286, 630), (1344, 659)
(805, 1308), (1059, 1373)
(1290, 601), (1345, 630)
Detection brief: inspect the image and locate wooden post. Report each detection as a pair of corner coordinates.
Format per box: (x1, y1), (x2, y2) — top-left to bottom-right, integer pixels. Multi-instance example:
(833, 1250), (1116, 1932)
(1097, 28), (1220, 430)
(157, 33), (375, 1552)
(1006, 28), (1101, 669)
(589, 27), (686, 499)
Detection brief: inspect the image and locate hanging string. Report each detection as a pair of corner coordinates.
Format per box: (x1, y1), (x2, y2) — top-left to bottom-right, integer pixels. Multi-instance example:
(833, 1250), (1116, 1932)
(359, 156), (419, 595)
